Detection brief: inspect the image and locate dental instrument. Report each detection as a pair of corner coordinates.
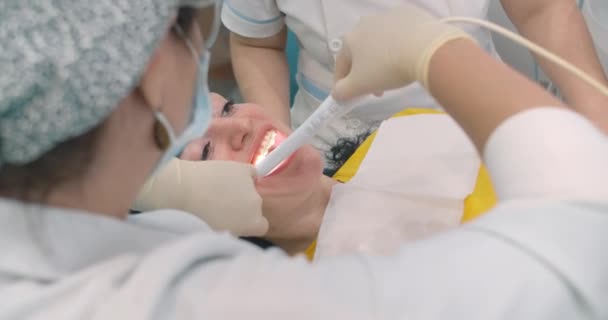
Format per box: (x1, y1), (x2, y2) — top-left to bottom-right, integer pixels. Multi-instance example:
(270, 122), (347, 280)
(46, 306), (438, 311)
(255, 96), (363, 176)
(255, 17), (608, 177)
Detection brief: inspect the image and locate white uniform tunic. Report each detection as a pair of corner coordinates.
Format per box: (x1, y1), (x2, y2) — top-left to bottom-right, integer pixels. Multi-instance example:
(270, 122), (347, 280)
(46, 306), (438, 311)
(222, 0), (496, 151)
(1, 108), (608, 319)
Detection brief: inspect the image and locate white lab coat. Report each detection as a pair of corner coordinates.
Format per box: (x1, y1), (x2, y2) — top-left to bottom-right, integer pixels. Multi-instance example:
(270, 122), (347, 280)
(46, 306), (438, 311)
(1, 108), (608, 319)
(222, 0), (495, 152)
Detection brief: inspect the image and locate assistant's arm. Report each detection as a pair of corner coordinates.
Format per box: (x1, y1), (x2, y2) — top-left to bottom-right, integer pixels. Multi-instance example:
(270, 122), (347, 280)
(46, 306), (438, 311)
(502, 0), (608, 131)
(230, 30), (291, 124)
(221, 0), (291, 125)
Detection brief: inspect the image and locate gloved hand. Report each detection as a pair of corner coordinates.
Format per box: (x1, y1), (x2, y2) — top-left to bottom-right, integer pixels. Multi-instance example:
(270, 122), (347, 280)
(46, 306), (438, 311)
(133, 158), (268, 237)
(333, 4), (475, 101)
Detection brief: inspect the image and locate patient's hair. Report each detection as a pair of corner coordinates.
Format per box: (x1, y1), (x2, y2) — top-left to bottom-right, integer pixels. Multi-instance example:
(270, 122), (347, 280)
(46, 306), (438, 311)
(323, 131), (372, 177)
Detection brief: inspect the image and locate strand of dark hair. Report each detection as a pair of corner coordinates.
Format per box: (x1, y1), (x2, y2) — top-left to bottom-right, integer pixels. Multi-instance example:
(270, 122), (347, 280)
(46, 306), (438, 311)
(323, 130), (372, 177)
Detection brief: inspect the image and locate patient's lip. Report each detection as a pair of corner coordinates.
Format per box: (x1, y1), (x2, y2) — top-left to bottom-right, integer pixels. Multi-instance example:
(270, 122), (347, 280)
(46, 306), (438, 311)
(264, 153), (293, 177)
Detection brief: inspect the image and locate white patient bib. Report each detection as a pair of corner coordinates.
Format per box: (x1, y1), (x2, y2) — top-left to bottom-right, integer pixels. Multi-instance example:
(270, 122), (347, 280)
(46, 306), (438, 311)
(315, 115), (481, 258)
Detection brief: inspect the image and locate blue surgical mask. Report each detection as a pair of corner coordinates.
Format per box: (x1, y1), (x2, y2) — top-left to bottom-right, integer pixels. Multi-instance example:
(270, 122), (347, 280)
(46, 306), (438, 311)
(151, 50), (212, 175)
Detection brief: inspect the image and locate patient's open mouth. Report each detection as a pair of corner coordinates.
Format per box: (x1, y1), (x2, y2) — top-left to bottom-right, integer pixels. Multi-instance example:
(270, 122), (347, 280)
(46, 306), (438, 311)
(251, 129), (289, 174)
(252, 130), (278, 165)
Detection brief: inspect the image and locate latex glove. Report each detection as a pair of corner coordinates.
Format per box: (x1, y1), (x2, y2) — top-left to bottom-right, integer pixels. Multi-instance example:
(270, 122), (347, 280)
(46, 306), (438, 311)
(133, 158), (268, 237)
(333, 4), (474, 101)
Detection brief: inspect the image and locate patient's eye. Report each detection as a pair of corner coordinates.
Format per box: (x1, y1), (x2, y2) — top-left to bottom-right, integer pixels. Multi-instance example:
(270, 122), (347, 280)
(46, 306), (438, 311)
(221, 100), (235, 117)
(201, 142), (212, 160)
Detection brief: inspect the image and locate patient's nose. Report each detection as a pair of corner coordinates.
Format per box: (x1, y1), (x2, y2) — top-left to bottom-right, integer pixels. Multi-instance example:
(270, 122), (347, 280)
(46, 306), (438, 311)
(215, 117), (251, 151)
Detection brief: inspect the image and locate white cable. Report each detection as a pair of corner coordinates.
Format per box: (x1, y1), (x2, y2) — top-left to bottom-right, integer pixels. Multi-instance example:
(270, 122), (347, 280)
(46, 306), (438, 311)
(440, 16), (608, 98)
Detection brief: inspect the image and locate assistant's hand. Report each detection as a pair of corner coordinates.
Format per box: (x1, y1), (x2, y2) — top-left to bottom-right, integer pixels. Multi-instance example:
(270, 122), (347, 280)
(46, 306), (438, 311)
(133, 158), (268, 237)
(333, 4), (474, 101)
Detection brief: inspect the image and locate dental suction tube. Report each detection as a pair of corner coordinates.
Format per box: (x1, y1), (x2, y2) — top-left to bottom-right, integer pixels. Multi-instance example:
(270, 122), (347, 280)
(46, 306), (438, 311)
(255, 96), (362, 177)
(256, 17), (608, 177)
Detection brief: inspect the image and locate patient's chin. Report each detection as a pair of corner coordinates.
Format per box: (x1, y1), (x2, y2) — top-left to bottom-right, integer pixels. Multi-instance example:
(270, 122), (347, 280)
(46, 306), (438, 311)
(255, 146), (323, 196)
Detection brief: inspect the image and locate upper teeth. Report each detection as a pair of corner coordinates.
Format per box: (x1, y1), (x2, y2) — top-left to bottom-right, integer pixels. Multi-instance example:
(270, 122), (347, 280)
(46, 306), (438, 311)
(253, 130), (277, 165)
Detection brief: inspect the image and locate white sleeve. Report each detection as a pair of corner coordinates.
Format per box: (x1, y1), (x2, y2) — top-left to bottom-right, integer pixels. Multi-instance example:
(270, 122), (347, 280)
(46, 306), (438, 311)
(171, 202), (607, 319)
(221, 0), (285, 38)
(167, 211), (591, 320)
(483, 107), (608, 201)
(84, 203), (607, 320)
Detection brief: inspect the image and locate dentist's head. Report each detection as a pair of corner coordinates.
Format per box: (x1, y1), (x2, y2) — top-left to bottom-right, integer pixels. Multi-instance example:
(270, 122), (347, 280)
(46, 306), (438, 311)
(0, 0), (220, 217)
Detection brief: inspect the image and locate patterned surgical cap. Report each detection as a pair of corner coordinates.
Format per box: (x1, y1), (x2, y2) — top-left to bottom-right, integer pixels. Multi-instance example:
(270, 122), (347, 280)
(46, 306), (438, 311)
(0, 0), (213, 166)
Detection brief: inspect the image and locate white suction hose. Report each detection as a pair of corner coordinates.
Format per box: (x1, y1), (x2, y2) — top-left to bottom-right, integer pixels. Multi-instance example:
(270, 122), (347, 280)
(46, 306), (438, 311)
(255, 16), (608, 177)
